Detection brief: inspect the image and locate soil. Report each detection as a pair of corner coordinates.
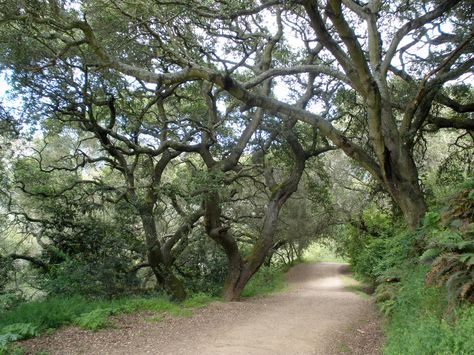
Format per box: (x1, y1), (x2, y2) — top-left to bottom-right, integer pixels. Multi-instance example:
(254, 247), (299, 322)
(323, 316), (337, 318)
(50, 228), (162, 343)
(21, 262), (383, 354)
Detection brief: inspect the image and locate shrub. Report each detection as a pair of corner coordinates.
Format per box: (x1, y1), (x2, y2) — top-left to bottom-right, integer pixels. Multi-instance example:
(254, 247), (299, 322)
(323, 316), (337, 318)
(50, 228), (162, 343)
(175, 232), (228, 297)
(337, 208), (415, 283)
(182, 293), (217, 308)
(41, 256), (139, 299)
(0, 344), (25, 355)
(0, 293), (24, 314)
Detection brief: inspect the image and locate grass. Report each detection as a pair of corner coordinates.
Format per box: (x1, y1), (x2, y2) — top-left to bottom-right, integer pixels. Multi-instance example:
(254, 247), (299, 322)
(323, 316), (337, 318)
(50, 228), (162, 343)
(383, 265), (474, 355)
(0, 293), (219, 353)
(241, 266), (287, 297)
(0, 296), (176, 332)
(340, 275), (371, 300)
(182, 293), (216, 308)
(0, 265), (285, 353)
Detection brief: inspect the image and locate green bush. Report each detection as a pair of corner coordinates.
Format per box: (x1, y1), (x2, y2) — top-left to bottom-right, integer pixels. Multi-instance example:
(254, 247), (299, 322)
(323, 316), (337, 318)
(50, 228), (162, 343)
(0, 323), (39, 355)
(337, 179), (474, 354)
(0, 293), (24, 314)
(0, 344), (25, 355)
(338, 207), (415, 283)
(0, 296), (95, 331)
(340, 179), (474, 354)
(41, 256), (139, 299)
(421, 180), (474, 304)
(175, 232), (228, 297)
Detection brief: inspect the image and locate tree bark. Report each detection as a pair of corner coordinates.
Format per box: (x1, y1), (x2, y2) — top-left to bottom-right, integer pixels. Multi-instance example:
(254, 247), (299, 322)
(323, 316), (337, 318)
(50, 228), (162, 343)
(140, 208), (187, 301)
(219, 130), (308, 301)
(221, 249), (246, 302)
(366, 97), (428, 229)
(381, 152), (427, 229)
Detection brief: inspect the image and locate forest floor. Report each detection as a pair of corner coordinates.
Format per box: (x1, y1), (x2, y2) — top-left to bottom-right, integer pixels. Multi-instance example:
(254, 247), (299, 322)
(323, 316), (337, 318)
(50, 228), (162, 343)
(22, 262), (383, 355)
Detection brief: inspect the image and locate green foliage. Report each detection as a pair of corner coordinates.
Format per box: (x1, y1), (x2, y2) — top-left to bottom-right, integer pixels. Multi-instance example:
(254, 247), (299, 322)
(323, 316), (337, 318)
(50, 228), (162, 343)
(374, 283), (399, 316)
(0, 257), (13, 293)
(421, 180), (474, 303)
(176, 231), (228, 296)
(0, 293), (218, 348)
(0, 296), (98, 331)
(8, 155), (144, 299)
(0, 344), (25, 355)
(241, 266), (286, 297)
(384, 265), (474, 355)
(41, 256), (139, 299)
(0, 257), (24, 314)
(0, 333), (21, 347)
(0, 323), (39, 354)
(337, 207), (414, 282)
(340, 179), (474, 354)
(303, 242), (346, 263)
(0, 323), (39, 345)
(74, 309), (113, 331)
(182, 293), (217, 308)
(0, 292), (24, 314)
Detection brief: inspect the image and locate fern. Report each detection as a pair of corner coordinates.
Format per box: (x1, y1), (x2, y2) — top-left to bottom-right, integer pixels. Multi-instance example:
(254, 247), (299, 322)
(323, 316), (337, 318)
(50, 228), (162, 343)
(420, 248), (442, 263)
(0, 322), (39, 349)
(424, 183), (474, 304)
(0, 333), (20, 347)
(73, 309), (113, 331)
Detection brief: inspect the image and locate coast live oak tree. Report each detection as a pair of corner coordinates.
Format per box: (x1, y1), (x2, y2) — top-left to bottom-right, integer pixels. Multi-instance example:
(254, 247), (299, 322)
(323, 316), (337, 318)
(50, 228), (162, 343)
(0, 1), (338, 300)
(1, 63), (209, 300)
(0, 1), (472, 302)
(2, 0), (470, 228)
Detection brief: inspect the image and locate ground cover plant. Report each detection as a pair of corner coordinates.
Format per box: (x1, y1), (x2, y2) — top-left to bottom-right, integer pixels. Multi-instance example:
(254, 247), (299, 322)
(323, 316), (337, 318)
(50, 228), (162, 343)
(341, 179), (474, 354)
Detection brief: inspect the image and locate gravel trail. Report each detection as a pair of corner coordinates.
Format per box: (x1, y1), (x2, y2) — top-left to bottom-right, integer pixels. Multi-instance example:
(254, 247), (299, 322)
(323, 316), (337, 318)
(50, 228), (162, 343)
(23, 262), (382, 355)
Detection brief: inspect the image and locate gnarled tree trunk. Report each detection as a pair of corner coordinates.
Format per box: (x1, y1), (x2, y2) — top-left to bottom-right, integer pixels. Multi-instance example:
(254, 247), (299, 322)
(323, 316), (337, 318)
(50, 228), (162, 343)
(140, 208), (187, 301)
(207, 130), (309, 301)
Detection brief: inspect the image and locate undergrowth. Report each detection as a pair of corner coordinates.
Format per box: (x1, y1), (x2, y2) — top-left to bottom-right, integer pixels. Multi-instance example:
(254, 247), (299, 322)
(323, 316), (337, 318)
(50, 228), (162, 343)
(384, 265), (474, 355)
(0, 293), (217, 353)
(342, 179), (474, 354)
(0, 262), (289, 353)
(241, 266), (286, 297)
(0, 267), (294, 354)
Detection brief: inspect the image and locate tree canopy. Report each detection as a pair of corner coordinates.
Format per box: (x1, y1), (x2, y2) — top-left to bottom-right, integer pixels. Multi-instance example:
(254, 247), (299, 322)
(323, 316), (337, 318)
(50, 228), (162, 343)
(0, 0), (472, 301)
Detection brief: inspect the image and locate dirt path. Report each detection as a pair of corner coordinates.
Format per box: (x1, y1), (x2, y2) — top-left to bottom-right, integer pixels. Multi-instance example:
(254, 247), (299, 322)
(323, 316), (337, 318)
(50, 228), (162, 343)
(23, 262), (383, 354)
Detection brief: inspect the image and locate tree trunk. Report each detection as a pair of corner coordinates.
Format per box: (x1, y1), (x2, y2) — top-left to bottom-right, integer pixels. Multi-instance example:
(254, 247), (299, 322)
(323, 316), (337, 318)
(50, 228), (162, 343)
(383, 158), (427, 229)
(221, 253), (247, 302)
(155, 265), (187, 302)
(368, 99), (427, 229)
(221, 143), (306, 301)
(215, 193), (297, 301)
(220, 223), (276, 302)
(140, 209), (187, 301)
